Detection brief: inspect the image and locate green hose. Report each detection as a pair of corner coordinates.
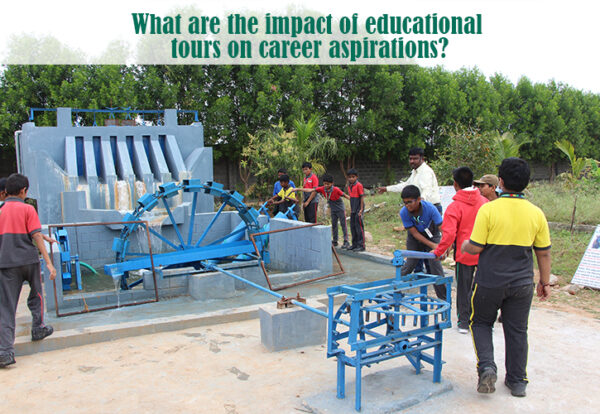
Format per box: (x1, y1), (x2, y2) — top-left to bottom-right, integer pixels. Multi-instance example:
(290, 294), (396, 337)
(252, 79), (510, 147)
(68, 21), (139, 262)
(79, 261), (99, 275)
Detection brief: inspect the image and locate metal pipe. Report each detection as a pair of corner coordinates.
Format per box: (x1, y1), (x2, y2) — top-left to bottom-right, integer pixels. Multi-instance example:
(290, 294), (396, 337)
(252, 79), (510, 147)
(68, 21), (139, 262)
(208, 264), (328, 319)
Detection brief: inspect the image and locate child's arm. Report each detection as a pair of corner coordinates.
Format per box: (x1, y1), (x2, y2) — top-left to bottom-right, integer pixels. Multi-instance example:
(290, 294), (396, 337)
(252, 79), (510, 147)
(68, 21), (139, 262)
(342, 193), (351, 200)
(293, 187), (315, 193)
(304, 190), (317, 208)
(358, 195), (365, 217)
(32, 232), (56, 280)
(407, 227), (438, 250)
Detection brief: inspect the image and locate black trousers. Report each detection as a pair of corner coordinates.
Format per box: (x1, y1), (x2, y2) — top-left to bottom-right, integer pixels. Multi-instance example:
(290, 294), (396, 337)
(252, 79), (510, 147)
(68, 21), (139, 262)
(455, 263), (476, 329)
(0, 263), (44, 355)
(349, 212), (365, 248)
(331, 210), (348, 244)
(470, 283), (534, 384)
(303, 201), (318, 223)
(400, 232), (446, 301)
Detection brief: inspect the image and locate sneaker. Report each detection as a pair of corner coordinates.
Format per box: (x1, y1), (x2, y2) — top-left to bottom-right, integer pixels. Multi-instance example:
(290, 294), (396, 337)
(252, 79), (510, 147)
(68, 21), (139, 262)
(341, 241), (351, 249)
(477, 367), (497, 393)
(32, 325), (54, 341)
(458, 327), (469, 334)
(332, 241), (338, 247)
(505, 380), (527, 397)
(0, 352), (15, 368)
(354, 246), (365, 252)
(348, 245), (357, 251)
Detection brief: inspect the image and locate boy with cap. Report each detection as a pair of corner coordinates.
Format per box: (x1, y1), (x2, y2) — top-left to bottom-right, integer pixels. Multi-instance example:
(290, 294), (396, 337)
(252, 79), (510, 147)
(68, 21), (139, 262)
(474, 174), (499, 201)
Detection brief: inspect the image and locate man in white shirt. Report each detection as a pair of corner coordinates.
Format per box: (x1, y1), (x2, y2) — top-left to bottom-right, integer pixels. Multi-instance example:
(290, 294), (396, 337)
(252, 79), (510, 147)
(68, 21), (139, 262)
(377, 147), (443, 213)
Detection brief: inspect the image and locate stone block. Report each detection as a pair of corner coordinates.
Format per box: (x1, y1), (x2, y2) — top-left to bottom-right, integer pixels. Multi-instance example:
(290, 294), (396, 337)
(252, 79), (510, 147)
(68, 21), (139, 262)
(188, 271), (236, 300)
(259, 299), (327, 352)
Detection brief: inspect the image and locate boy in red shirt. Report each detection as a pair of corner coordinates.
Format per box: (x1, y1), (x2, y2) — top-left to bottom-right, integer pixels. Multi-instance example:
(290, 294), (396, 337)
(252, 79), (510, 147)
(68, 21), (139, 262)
(0, 174), (57, 368)
(295, 173), (351, 248)
(432, 167), (488, 333)
(301, 162), (319, 223)
(347, 169), (365, 251)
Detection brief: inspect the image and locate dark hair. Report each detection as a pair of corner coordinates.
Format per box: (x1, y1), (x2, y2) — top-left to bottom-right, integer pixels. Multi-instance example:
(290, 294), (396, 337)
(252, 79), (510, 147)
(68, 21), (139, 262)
(6, 173), (29, 196)
(301, 162), (312, 169)
(347, 168), (358, 176)
(408, 147), (425, 157)
(453, 166), (474, 189)
(277, 168), (287, 174)
(498, 157), (530, 192)
(0, 177), (7, 192)
(401, 184), (421, 199)
(322, 173), (334, 183)
(278, 174), (290, 183)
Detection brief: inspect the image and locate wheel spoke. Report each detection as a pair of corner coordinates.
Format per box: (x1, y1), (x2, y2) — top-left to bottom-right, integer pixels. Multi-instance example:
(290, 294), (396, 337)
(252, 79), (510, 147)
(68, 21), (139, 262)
(206, 224), (248, 246)
(148, 226), (180, 251)
(195, 201), (227, 247)
(187, 192), (199, 247)
(162, 197), (185, 248)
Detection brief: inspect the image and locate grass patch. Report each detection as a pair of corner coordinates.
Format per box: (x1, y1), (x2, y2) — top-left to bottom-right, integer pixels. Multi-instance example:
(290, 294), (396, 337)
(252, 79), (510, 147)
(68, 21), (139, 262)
(527, 181), (600, 225)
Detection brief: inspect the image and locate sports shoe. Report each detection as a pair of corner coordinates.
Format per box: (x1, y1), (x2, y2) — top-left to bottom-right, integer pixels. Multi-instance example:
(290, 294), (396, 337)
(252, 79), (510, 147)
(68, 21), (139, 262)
(458, 327), (469, 334)
(32, 325), (54, 341)
(505, 380), (527, 397)
(341, 241), (351, 249)
(477, 367), (497, 393)
(0, 352), (15, 368)
(332, 241), (338, 247)
(348, 245), (357, 251)
(354, 246), (365, 252)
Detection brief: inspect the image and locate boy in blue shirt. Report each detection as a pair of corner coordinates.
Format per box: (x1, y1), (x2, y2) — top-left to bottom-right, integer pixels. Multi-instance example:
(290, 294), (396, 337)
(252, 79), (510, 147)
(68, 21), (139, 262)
(399, 185), (446, 300)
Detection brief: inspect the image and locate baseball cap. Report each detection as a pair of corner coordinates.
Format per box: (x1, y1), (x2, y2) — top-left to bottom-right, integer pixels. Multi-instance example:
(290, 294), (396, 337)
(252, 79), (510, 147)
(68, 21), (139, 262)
(474, 174), (499, 186)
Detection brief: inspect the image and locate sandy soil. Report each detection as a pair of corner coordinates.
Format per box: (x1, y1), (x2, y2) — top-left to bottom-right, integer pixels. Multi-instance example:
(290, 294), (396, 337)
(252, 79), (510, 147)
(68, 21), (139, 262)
(2, 303), (599, 414)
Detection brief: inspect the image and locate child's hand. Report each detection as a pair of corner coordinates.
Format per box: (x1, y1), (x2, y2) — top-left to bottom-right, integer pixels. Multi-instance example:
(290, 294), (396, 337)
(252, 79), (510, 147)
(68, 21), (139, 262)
(47, 264), (57, 280)
(303, 201), (308, 208)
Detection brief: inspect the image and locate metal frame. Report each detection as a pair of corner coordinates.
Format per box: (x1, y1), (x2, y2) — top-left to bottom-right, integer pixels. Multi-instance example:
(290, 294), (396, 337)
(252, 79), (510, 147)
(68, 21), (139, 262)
(29, 107), (199, 124)
(47, 220), (159, 317)
(326, 250), (453, 411)
(247, 223), (346, 291)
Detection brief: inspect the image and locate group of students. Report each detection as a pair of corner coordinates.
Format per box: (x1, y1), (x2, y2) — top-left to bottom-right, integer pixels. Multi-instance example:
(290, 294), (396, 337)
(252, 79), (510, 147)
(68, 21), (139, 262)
(398, 157), (551, 399)
(266, 162), (367, 252)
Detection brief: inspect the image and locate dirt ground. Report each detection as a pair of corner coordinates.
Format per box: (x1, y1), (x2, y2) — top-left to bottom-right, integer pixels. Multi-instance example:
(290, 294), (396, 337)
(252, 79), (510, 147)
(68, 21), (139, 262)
(2, 301), (599, 414)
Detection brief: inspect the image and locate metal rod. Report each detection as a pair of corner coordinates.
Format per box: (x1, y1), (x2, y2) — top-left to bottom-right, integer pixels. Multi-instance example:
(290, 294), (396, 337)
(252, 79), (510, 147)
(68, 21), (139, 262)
(195, 201), (227, 247)
(161, 198), (185, 248)
(208, 264), (328, 319)
(187, 192), (198, 246)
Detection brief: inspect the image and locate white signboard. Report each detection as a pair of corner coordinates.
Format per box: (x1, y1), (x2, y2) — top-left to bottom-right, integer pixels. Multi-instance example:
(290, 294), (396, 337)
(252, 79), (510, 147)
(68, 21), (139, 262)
(571, 225), (600, 289)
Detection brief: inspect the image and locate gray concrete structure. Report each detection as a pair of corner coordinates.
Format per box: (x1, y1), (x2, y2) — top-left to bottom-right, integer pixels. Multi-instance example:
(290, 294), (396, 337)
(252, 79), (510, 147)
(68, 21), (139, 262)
(259, 299), (327, 352)
(17, 108), (213, 224)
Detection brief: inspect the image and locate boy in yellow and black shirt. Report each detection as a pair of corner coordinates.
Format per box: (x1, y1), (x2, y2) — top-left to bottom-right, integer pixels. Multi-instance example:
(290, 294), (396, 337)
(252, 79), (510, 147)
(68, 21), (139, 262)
(462, 158), (551, 398)
(266, 174), (300, 220)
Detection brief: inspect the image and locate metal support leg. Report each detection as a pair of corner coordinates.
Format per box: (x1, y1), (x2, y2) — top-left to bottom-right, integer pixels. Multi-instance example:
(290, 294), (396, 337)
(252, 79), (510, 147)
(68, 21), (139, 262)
(433, 329), (442, 383)
(355, 358), (362, 411)
(337, 358), (345, 399)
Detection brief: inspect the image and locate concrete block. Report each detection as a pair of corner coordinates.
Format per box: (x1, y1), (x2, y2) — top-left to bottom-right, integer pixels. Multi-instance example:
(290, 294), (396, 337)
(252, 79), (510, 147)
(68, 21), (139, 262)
(188, 271), (236, 300)
(259, 299), (327, 352)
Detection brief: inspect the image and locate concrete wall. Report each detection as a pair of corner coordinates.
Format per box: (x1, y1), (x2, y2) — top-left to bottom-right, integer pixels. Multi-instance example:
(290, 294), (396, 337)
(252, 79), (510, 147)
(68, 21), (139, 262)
(268, 218), (332, 274)
(18, 108), (213, 224)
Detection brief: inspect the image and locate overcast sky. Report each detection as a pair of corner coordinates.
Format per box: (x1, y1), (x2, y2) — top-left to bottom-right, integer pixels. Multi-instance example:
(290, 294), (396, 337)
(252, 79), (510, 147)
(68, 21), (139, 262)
(1, 0), (599, 93)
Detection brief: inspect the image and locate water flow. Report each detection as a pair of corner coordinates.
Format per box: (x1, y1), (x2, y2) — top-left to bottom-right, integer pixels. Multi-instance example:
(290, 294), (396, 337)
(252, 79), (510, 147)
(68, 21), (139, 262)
(113, 276), (121, 308)
(114, 180), (132, 211)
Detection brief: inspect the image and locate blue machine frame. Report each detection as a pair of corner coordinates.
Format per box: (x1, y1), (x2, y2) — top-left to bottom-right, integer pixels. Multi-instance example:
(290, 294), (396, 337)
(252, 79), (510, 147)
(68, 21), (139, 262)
(104, 180), (269, 289)
(326, 250), (453, 411)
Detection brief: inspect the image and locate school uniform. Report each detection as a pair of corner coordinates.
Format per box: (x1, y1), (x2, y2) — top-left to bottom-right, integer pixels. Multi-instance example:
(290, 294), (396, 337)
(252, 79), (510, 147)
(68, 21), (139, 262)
(302, 173), (319, 223)
(315, 186), (348, 245)
(348, 181), (365, 249)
